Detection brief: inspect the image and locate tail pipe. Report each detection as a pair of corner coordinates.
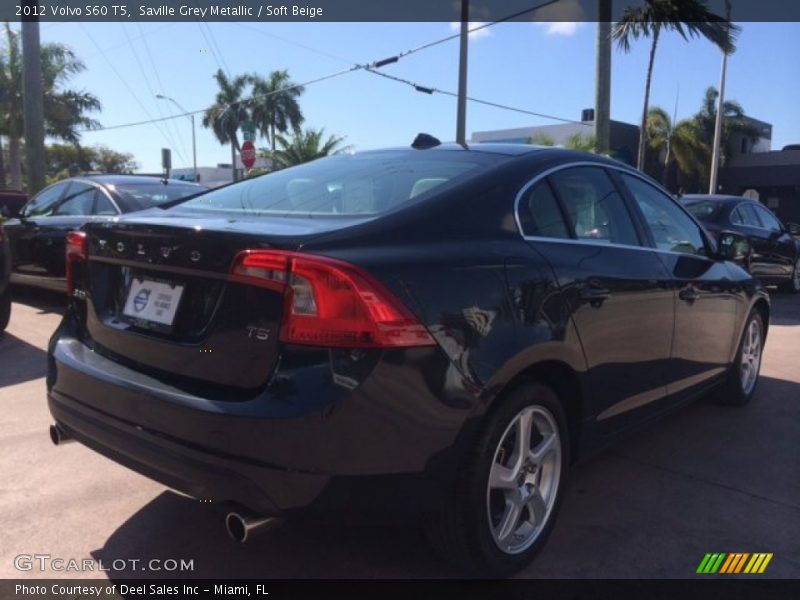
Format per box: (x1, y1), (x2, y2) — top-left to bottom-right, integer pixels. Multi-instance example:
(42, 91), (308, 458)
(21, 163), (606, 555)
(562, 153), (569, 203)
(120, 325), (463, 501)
(49, 424), (75, 446)
(225, 511), (282, 543)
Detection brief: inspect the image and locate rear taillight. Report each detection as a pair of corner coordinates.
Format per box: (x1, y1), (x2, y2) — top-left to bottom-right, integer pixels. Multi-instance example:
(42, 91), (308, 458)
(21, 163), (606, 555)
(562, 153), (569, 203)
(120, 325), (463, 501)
(65, 230), (88, 296)
(230, 250), (436, 349)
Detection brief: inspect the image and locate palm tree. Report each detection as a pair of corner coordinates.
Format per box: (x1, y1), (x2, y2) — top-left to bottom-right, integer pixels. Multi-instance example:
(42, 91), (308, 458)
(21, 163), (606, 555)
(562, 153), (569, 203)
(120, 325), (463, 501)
(202, 69), (250, 180)
(249, 70), (304, 152)
(267, 127), (348, 169)
(0, 24), (101, 190)
(644, 106), (705, 186)
(612, 0), (739, 171)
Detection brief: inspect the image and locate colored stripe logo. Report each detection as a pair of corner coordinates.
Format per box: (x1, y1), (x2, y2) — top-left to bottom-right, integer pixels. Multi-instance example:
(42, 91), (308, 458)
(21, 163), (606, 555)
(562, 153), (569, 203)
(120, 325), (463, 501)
(697, 553), (773, 574)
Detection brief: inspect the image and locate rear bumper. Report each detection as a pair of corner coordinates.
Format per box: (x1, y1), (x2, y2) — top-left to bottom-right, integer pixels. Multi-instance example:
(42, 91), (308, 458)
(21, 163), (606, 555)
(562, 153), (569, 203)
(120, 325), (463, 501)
(47, 325), (475, 514)
(11, 271), (67, 292)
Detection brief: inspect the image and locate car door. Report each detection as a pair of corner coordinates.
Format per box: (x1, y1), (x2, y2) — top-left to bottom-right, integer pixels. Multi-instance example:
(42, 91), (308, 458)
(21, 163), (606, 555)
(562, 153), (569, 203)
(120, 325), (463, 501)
(31, 182), (101, 280)
(751, 203), (797, 279)
(730, 203), (776, 279)
(516, 165), (675, 433)
(619, 173), (743, 397)
(5, 181), (70, 279)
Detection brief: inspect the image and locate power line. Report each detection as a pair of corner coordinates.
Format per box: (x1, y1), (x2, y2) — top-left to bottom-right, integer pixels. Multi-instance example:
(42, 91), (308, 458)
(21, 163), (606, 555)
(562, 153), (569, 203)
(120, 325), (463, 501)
(121, 24), (189, 165)
(75, 66), (362, 133)
(364, 68), (591, 126)
(232, 23), (355, 65)
(78, 23), (190, 164)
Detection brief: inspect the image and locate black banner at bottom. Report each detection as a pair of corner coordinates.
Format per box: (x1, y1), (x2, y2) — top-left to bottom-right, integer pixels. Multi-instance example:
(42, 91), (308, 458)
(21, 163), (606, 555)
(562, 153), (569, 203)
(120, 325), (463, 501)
(2, 579), (799, 600)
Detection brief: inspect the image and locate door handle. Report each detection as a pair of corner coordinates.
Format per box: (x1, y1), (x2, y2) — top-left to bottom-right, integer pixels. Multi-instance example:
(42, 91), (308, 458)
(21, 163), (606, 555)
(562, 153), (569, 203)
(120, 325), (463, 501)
(579, 287), (611, 307)
(679, 288), (699, 303)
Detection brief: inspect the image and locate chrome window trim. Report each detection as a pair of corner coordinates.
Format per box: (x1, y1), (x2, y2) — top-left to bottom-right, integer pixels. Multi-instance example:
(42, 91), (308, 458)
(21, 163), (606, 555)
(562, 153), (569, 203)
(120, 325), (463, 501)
(513, 161), (715, 261)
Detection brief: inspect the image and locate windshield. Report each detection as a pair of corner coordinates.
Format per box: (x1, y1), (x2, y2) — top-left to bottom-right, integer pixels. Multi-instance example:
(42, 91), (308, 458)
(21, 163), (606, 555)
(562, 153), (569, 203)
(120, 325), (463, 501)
(685, 200), (722, 221)
(177, 151), (504, 217)
(112, 182), (205, 211)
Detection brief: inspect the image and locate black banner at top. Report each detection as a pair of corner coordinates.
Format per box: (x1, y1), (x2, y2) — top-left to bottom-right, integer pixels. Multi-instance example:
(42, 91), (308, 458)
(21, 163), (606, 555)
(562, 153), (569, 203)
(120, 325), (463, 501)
(4, 0), (800, 23)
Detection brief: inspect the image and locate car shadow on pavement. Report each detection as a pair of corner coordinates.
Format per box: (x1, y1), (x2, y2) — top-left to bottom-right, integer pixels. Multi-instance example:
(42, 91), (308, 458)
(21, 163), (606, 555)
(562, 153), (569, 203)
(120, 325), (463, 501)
(767, 293), (800, 326)
(11, 286), (66, 315)
(92, 491), (450, 579)
(0, 332), (48, 387)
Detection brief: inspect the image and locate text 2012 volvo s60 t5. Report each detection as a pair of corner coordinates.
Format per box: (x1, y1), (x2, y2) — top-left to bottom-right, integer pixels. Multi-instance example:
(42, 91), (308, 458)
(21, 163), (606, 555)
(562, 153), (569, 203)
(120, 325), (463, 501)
(47, 142), (769, 576)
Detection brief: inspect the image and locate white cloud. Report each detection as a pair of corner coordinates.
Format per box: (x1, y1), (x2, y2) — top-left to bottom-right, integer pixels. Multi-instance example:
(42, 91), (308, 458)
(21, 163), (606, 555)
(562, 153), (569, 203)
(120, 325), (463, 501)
(449, 22), (492, 39)
(537, 22), (584, 36)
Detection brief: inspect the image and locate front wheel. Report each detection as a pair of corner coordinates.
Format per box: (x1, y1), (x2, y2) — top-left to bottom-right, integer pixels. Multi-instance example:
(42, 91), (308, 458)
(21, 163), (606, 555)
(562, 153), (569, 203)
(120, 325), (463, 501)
(426, 382), (568, 577)
(779, 259), (800, 294)
(714, 308), (764, 406)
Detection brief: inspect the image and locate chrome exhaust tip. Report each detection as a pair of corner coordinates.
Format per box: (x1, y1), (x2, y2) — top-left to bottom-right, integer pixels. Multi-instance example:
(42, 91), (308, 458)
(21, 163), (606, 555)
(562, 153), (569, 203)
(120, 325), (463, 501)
(225, 511), (282, 543)
(49, 424), (74, 446)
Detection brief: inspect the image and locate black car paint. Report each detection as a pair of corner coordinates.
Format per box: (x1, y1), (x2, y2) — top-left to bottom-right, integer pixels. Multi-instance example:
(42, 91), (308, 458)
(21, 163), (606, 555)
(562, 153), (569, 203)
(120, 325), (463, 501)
(4, 176), (206, 292)
(46, 147), (769, 518)
(683, 194), (800, 285)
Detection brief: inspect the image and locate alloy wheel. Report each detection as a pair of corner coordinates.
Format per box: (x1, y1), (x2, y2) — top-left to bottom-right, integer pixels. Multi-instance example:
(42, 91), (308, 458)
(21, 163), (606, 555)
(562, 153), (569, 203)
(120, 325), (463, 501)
(486, 405), (561, 555)
(740, 318), (762, 395)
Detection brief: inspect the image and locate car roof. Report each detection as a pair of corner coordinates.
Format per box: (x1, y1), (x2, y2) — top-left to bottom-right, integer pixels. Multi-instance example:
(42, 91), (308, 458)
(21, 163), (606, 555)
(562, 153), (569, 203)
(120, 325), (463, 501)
(75, 174), (205, 187)
(681, 194), (749, 205)
(357, 142), (591, 158)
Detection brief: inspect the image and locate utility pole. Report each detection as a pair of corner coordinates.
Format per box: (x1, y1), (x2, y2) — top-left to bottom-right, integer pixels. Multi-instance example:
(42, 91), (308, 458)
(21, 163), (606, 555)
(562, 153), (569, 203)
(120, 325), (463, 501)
(594, 0), (612, 154)
(455, 0), (469, 145)
(21, 6), (46, 195)
(709, 0), (732, 194)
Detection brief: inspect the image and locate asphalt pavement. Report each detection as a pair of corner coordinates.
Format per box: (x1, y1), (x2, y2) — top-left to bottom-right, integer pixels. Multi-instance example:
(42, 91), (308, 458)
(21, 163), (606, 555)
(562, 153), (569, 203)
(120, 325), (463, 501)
(0, 287), (798, 579)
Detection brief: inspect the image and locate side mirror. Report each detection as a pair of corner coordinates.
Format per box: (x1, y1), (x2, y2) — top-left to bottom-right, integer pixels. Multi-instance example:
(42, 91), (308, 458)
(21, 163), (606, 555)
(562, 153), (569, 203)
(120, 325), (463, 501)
(787, 222), (800, 236)
(717, 231), (751, 262)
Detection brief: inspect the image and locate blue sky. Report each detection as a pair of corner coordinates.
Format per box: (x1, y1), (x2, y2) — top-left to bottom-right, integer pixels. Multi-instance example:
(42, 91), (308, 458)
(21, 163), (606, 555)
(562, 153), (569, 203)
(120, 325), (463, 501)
(23, 20), (800, 172)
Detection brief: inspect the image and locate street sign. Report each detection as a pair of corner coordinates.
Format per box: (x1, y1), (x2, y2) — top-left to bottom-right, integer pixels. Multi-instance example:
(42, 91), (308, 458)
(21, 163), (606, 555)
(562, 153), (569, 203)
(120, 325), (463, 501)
(241, 121), (256, 143)
(240, 140), (256, 170)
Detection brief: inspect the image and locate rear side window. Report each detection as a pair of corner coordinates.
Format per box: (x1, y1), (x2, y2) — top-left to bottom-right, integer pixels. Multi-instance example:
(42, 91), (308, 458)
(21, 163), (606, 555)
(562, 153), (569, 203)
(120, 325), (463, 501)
(518, 181), (570, 239)
(621, 174), (707, 256)
(731, 204), (762, 227)
(548, 167), (640, 246)
(22, 182), (67, 217)
(685, 201), (721, 221)
(179, 151), (505, 216)
(753, 205), (782, 232)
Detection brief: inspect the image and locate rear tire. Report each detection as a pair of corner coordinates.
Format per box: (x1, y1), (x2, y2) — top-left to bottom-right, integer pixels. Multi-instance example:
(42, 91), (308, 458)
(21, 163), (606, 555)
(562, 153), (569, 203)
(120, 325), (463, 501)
(426, 382), (568, 577)
(0, 287), (10, 333)
(714, 308), (764, 406)
(779, 259), (800, 294)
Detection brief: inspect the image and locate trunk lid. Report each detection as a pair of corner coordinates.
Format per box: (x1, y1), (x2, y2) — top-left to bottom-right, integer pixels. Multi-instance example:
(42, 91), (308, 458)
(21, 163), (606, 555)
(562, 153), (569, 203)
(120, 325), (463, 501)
(80, 212), (372, 393)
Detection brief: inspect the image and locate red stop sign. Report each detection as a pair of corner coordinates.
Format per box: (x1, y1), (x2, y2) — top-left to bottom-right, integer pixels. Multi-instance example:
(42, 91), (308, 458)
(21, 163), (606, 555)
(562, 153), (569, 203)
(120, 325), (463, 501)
(240, 140), (256, 169)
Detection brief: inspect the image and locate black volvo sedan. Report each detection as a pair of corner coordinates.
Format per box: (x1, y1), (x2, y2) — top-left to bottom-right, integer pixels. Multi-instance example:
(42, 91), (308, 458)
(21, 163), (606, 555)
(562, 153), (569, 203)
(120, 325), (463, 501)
(681, 194), (800, 293)
(47, 143), (768, 576)
(4, 175), (205, 292)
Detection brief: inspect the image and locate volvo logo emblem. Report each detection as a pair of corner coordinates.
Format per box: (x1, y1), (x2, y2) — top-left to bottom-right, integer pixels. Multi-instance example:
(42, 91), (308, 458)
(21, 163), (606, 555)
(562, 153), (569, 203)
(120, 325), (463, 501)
(133, 289), (151, 312)
(116, 242), (125, 253)
(190, 250), (202, 262)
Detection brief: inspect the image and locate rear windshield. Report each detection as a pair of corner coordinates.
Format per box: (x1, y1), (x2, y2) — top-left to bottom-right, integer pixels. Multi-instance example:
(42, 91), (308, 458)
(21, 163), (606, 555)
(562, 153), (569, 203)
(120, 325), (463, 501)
(112, 183), (204, 211)
(684, 200), (722, 221)
(177, 151), (503, 216)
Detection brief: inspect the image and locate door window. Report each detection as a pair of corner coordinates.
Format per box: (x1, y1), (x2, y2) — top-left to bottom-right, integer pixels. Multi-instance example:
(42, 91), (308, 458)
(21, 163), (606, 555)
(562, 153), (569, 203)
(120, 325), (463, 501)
(753, 205), (782, 232)
(548, 167), (640, 246)
(21, 183), (68, 217)
(517, 180), (570, 239)
(53, 183), (96, 216)
(621, 173), (707, 256)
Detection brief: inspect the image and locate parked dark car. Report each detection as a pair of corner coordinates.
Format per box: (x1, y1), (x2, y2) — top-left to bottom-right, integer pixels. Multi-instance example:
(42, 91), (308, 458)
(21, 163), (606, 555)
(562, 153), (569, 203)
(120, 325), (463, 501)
(0, 222), (10, 331)
(682, 194), (800, 293)
(47, 145), (769, 576)
(4, 175), (206, 292)
(0, 189), (27, 220)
